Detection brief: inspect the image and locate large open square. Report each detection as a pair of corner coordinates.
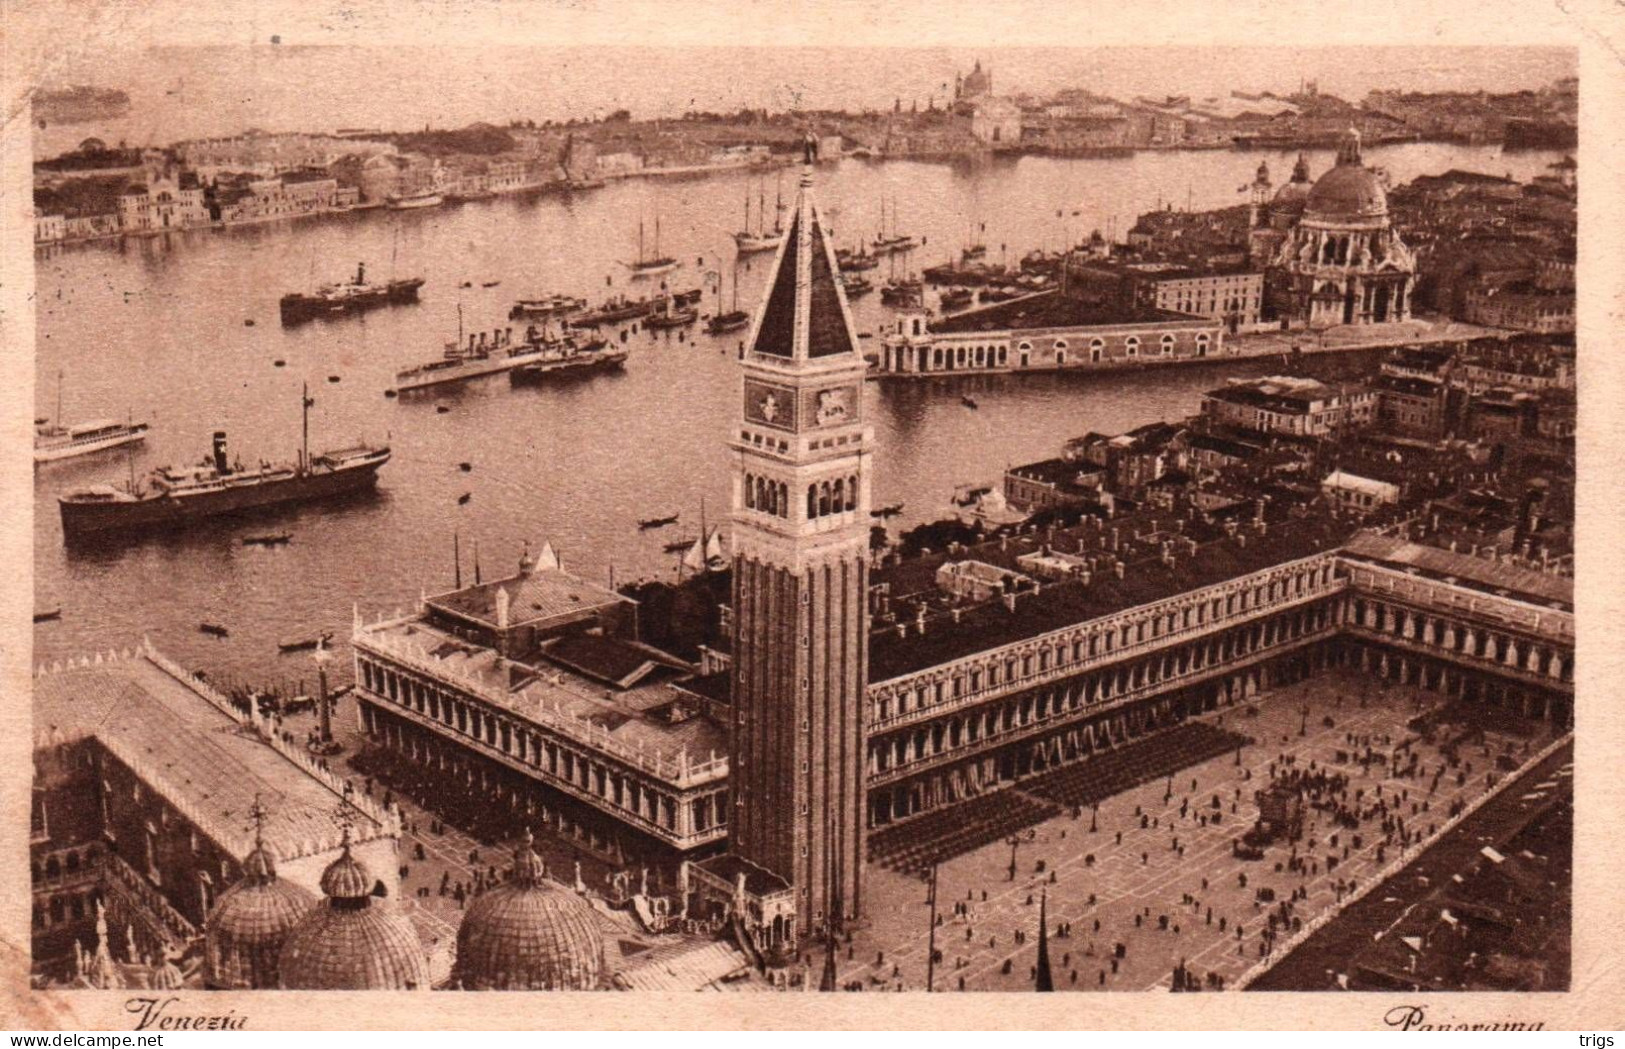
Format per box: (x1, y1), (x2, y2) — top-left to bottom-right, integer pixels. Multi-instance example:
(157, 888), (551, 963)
(840, 667), (1553, 991)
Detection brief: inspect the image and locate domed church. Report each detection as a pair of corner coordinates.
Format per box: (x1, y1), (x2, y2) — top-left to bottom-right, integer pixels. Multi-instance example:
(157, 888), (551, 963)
(1267, 128), (1416, 328)
(278, 827), (430, 990)
(202, 822), (316, 989)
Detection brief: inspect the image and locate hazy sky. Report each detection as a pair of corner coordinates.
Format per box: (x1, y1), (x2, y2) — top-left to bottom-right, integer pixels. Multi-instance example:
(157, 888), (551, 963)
(36, 45), (1575, 148)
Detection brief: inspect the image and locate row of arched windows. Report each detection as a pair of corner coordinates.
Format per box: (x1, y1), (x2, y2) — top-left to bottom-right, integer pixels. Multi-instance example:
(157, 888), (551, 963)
(808, 475), (859, 519)
(743, 473), (790, 519)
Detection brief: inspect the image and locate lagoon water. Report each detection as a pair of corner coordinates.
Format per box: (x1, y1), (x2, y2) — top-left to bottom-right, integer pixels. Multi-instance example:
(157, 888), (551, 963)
(31, 142), (1563, 686)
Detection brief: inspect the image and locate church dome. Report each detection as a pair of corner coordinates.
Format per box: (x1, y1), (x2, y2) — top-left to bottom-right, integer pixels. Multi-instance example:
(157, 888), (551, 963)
(203, 840), (316, 989)
(1271, 153), (1313, 215)
(279, 836), (429, 990)
(1305, 129), (1387, 221)
(452, 831), (604, 991)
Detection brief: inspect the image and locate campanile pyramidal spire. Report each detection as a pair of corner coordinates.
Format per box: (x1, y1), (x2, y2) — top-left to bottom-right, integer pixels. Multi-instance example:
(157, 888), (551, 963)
(727, 134), (870, 938)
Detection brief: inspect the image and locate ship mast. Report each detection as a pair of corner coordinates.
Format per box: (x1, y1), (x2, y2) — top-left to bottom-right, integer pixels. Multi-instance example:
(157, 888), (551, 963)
(300, 381), (310, 473)
(638, 219), (646, 265)
(56, 368), (63, 426)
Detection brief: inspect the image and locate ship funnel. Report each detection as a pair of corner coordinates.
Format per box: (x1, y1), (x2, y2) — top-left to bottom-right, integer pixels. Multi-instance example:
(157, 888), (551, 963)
(212, 431), (229, 475)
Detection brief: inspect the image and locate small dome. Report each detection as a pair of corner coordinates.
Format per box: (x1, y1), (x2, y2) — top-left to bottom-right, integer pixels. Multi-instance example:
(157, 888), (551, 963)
(279, 841), (428, 990)
(204, 843), (316, 989)
(319, 848), (373, 900)
(452, 832), (605, 991)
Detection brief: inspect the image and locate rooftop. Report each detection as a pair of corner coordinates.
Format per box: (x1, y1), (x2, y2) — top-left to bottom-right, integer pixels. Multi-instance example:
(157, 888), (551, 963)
(1341, 533), (1572, 611)
(357, 615), (725, 779)
(869, 506), (1352, 681)
(33, 650), (388, 862)
(1203, 376), (1342, 412)
(928, 290), (1198, 336)
(426, 567), (633, 633)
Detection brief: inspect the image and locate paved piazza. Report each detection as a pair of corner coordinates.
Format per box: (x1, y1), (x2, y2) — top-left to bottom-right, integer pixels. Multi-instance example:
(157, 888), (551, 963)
(840, 669), (1551, 992)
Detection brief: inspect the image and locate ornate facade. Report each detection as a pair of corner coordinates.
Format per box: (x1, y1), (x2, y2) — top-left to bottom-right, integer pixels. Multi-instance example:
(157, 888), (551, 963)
(1270, 129), (1415, 328)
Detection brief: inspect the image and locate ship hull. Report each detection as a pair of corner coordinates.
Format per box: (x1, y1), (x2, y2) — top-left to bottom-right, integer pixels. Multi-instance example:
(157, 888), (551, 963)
(280, 280), (424, 325)
(509, 352), (628, 384)
(59, 455), (387, 539)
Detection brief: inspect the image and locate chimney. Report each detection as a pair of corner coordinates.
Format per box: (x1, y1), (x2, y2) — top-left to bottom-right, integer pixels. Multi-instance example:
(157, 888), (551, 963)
(212, 431), (230, 475)
(1113, 560), (1125, 580)
(1003, 592), (1018, 613)
(1238, 533), (1248, 548)
(915, 606), (927, 634)
(495, 586), (510, 630)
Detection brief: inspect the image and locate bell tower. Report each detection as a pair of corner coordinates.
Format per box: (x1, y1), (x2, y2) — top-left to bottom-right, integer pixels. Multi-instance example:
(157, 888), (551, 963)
(727, 140), (870, 937)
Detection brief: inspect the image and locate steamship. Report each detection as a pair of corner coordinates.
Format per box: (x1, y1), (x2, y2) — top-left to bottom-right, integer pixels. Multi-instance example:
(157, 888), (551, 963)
(58, 389), (389, 539)
(279, 262), (425, 325)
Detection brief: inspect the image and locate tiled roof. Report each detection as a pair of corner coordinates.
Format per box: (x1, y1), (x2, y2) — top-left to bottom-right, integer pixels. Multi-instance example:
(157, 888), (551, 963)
(1340, 533), (1572, 610)
(928, 290), (1196, 335)
(33, 655), (384, 862)
(427, 567), (632, 631)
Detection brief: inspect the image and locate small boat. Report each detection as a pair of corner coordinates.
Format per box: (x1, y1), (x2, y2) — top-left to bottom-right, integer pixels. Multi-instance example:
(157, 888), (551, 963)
(384, 388), (398, 398)
(962, 243), (987, 262)
(836, 247), (879, 273)
(242, 533), (292, 546)
(663, 536), (697, 553)
(840, 275), (874, 298)
(869, 502), (904, 519)
(327, 375), (341, 383)
(199, 622), (230, 638)
(436, 405), (451, 414)
(880, 279), (922, 307)
(939, 287), (974, 310)
(645, 305), (697, 330)
(244, 319), (255, 327)
(624, 218), (679, 278)
(482, 280), (502, 288)
(33, 370), (149, 465)
(734, 180), (785, 254)
(278, 630), (334, 653)
(510, 294), (587, 321)
(961, 395), (979, 409)
(274, 359), (287, 367)
(458, 492), (472, 505)
(639, 513), (679, 530)
(458, 462), (472, 472)
(33, 608), (62, 623)
(460, 281), (473, 289)
(706, 310), (749, 334)
(387, 189), (444, 210)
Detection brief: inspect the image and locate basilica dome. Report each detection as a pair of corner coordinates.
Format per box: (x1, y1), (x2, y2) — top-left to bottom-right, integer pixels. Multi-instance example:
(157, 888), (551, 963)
(1304, 130), (1387, 221)
(279, 835), (429, 990)
(452, 830), (605, 991)
(1271, 153), (1313, 215)
(203, 839), (316, 989)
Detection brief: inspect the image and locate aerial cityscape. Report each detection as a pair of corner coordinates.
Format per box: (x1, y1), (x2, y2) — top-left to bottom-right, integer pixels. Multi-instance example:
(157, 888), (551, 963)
(29, 45), (1574, 997)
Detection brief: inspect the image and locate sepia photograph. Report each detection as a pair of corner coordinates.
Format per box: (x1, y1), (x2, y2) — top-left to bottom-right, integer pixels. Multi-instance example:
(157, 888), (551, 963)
(2, 0), (1619, 1032)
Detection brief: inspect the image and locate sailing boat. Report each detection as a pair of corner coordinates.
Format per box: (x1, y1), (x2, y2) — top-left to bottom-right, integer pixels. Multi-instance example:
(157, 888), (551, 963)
(625, 216), (679, 278)
(734, 179), (783, 254)
(706, 260), (750, 334)
(34, 368), (148, 465)
(872, 196), (917, 255)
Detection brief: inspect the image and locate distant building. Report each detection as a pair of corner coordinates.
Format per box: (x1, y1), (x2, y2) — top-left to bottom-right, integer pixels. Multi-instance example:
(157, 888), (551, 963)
(1201, 376), (1373, 438)
(1003, 457), (1105, 513)
(971, 98), (1022, 147)
(1463, 282), (1574, 334)
(1320, 470), (1399, 513)
(116, 171), (209, 233)
(1064, 255), (1264, 332)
